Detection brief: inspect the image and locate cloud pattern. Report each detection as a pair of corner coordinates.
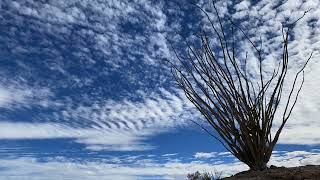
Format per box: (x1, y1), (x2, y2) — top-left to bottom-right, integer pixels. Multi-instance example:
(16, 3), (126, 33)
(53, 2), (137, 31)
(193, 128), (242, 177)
(0, 0), (320, 179)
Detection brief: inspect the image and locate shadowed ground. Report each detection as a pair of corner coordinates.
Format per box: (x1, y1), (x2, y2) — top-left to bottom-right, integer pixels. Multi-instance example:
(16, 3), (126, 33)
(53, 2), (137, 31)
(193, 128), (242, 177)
(223, 165), (320, 180)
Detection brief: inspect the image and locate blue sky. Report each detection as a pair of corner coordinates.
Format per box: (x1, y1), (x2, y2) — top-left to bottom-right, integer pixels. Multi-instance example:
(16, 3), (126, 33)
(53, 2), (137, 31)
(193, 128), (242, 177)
(0, 0), (320, 179)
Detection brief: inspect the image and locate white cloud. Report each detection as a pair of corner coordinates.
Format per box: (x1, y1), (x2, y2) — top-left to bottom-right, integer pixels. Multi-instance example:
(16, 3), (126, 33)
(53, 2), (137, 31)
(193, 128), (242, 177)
(0, 88), (197, 151)
(0, 0), (191, 152)
(0, 4), (318, 180)
(217, 152), (232, 156)
(1, 150), (320, 180)
(162, 153), (178, 157)
(1, 0), (320, 155)
(0, 121), (161, 151)
(194, 152), (217, 159)
(195, 0), (320, 146)
(0, 156), (245, 180)
(269, 150), (320, 167)
(0, 84), (54, 109)
(4, 0), (171, 70)
(0, 87), (15, 106)
(0, 86), (29, 107)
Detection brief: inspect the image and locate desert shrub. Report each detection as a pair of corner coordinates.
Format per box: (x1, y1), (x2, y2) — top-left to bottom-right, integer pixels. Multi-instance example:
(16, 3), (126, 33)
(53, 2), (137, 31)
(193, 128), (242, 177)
(187, 170), (222, 180)
(168, 2), (311, 171)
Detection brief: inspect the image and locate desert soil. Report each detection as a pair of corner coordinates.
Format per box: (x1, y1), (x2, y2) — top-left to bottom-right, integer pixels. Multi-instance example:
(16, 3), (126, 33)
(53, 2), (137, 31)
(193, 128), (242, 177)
(222, 165), (320, 180)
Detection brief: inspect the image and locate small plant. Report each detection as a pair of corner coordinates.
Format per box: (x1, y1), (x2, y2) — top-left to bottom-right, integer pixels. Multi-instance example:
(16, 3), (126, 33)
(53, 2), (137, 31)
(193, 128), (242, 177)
(187, 171), (201, 180)
(187, 170), (222, 180)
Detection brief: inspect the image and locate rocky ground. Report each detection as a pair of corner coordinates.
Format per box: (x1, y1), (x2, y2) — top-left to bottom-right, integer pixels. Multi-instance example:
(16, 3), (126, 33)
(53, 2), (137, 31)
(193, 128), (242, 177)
(222, 165), (320, 180)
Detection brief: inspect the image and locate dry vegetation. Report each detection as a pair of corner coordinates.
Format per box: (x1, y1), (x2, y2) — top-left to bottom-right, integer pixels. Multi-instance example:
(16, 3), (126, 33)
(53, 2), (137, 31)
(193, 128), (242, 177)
(167, 1), (312, 176)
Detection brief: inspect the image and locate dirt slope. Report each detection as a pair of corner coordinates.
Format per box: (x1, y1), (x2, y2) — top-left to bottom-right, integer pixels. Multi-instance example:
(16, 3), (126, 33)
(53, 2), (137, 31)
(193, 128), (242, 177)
(222, 165), (320, 180)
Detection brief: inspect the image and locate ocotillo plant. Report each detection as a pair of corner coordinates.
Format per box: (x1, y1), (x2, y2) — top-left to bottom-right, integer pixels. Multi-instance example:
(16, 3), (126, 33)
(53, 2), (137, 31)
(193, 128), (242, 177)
(167, 3), (312, 171)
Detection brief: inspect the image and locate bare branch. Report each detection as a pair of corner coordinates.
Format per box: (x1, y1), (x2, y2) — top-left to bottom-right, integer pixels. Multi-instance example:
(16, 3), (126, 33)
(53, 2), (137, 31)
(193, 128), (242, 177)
(166, 2), (311, 171)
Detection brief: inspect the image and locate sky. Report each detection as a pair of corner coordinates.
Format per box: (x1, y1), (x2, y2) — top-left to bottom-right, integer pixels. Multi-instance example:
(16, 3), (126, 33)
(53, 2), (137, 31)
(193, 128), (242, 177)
(0, 0), (320, 179)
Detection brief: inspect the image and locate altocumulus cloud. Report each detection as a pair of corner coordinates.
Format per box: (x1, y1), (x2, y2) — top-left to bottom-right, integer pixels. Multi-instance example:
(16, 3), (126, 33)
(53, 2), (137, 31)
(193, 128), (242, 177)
(0, 88), (195, 151)
(0, 0), (196, 151)
(196, 0), (320, 145)
(0, 0), (320, 179)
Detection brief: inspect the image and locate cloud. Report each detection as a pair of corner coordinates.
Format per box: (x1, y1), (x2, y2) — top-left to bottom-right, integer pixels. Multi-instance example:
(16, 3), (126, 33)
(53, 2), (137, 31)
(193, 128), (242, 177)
(0, 0), (191, 152)
(0, 88), (197, 151)
(0, 0), (320, 178)
(269, 150), (320, 167)
(194, 152), (217, 159)
(1, 150), (320, 179)
(0, 87), (23, 107)
(57, 88), (196, 151)
(0, 121), (155, 151)
(194, 0), (320, 145)
(1, 0), (172, 80)
(0, 155), (244, 180)
(0, 83), (54, 109)
(162, 153), (178, 157)
(0, 0), (320, 154)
